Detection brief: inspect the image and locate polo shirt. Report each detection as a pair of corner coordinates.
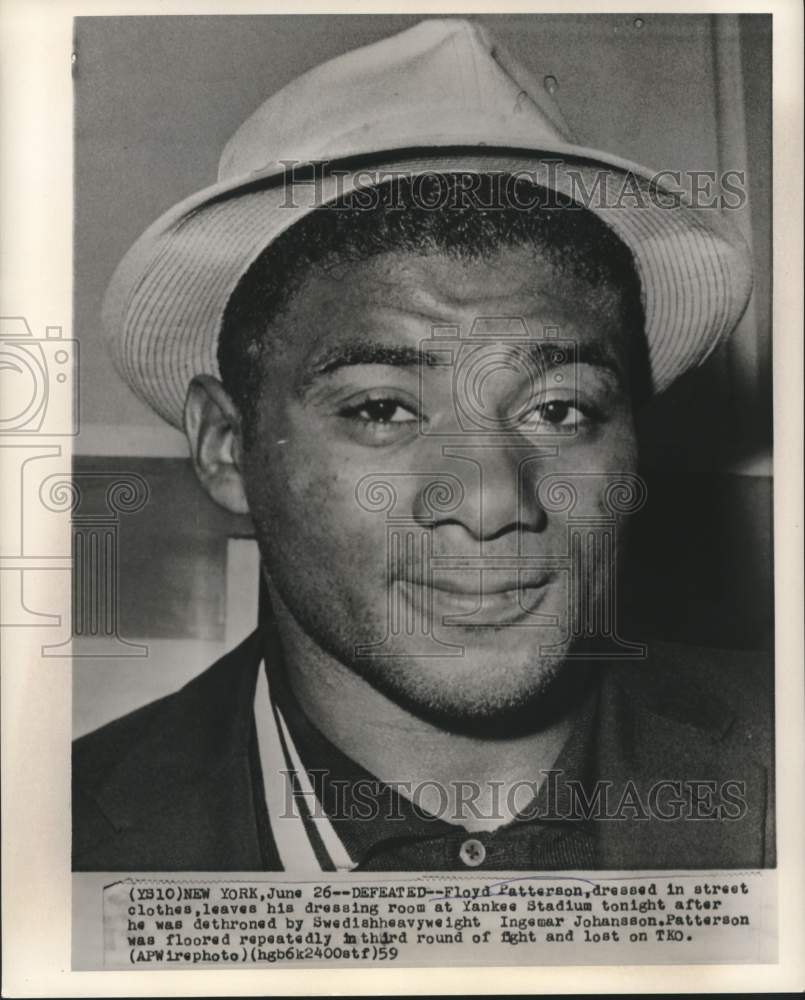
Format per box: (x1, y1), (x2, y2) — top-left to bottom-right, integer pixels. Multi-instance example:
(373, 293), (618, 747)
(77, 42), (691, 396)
(264, 649), (599, 871)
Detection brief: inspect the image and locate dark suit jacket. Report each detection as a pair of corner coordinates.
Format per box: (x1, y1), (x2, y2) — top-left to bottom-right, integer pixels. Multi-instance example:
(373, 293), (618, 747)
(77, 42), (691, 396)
(73, 630), (774, 871)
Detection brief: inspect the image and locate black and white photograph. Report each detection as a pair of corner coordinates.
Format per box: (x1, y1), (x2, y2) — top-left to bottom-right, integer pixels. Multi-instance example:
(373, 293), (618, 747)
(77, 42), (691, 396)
(1, 2), (802, 992)
(72, 11), (774, 873)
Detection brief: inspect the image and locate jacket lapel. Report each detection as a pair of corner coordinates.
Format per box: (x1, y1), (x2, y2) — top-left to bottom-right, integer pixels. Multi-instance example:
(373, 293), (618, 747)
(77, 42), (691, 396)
(83, 633), (266, 871)
(592, 659), (768, 869)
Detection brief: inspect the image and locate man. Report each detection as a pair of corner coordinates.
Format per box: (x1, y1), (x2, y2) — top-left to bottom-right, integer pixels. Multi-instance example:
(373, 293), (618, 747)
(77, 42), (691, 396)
(73, 18), (772, 871)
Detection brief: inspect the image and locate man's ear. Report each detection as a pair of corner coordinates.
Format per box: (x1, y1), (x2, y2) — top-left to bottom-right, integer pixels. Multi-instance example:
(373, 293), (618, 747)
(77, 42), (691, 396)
(184, 374), (251, 515)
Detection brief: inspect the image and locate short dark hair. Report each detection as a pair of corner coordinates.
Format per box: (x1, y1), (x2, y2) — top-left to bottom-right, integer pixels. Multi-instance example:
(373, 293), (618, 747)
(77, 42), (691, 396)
(218, 173), (647, 434)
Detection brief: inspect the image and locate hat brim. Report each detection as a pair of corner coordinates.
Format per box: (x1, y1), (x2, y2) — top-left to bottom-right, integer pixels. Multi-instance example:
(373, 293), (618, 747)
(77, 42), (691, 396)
(104, 144), (753, 429)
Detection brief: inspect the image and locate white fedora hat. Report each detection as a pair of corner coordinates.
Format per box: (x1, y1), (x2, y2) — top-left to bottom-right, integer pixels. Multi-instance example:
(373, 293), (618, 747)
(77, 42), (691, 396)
(104, 18), (753, 429)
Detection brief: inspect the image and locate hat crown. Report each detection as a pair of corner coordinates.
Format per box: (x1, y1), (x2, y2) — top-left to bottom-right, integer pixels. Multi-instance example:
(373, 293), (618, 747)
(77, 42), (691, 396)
(218, 18), (574, 180)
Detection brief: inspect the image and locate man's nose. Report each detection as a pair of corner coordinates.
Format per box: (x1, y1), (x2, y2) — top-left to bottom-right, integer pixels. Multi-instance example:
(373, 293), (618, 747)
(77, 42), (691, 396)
(412, 445), (549, 541)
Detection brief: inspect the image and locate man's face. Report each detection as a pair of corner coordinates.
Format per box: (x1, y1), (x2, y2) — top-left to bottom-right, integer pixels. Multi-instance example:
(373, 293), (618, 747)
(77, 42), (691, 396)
(237, 243), (638, 729)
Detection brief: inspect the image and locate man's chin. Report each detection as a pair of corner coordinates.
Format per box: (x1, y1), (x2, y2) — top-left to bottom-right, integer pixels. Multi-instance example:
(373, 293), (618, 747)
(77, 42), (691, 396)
(351, 646), (590, 738)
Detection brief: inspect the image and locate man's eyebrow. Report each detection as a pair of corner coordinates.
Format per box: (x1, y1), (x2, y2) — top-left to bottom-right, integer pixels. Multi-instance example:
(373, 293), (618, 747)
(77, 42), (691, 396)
(297, 340), (442, 396)
(297, 336), (624, 396)
(535, 340), (624, 382)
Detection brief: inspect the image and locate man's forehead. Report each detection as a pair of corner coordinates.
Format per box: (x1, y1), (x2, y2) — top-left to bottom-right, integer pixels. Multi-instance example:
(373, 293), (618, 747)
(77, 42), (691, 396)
(270, 245), (629, 363)
(304, 243), (618, 299)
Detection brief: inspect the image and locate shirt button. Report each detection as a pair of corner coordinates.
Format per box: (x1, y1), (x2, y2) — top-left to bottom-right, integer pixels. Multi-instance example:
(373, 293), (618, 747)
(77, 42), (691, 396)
(459, 838), (486, 867)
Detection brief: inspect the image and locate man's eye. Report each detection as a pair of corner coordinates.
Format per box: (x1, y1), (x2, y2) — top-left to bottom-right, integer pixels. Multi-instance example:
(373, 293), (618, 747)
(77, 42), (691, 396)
(340, 398), (417, 425)
(537, 400), (574, 425)
(521, 398), (594, 431)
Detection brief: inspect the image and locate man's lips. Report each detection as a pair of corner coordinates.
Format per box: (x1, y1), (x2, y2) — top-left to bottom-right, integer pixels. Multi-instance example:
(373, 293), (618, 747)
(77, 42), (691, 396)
(395, 572), (554, 623)
(399, 571), (552, 595)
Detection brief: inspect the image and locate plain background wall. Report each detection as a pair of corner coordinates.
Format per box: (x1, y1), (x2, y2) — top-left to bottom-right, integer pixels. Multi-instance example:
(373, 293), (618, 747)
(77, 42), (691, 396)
(71, 14), (773, 735)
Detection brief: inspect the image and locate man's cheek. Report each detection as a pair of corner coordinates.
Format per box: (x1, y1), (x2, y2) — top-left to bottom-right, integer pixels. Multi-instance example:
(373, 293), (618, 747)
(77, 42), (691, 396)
(251, 457), (382, 566)
(246, 438), (324, 513)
